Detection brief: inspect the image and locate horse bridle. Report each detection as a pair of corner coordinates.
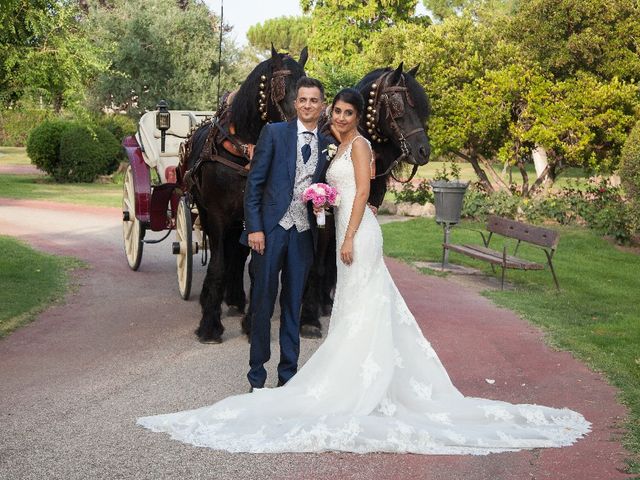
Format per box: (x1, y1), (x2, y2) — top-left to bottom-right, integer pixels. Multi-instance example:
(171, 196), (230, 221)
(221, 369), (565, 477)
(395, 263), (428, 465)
(364, 71), (424, 182)
(258, 63), (294, 123)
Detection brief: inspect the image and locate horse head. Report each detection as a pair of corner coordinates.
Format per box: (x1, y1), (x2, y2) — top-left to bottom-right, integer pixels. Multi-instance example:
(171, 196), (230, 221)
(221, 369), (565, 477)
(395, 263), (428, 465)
(231, 46), (308, 143)
(357, 63), (431, 174)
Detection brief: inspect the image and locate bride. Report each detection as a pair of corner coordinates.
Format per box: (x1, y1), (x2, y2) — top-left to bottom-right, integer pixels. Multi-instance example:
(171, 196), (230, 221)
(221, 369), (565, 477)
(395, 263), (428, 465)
(137, 88), (590, 454)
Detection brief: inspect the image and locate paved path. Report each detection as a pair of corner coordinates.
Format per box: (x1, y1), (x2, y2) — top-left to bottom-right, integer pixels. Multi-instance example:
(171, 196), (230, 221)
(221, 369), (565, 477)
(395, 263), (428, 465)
(0, 198), (633, 479)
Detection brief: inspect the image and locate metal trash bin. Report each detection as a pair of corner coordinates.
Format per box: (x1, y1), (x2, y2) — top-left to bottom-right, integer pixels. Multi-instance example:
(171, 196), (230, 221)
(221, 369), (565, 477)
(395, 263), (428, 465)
(430, 180), (469, 225)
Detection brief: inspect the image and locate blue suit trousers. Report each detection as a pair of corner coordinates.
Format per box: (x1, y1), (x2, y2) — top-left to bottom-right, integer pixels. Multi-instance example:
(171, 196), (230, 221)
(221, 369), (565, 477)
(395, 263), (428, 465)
(247, 224), (314, 388)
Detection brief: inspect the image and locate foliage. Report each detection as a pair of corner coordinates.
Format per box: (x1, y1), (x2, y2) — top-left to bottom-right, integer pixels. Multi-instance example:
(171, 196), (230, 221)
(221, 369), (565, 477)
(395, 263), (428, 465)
(423, 0), (516, 22)
(93, 114), (137, 143)
(619, 121), (640, 222)
(460, 178), (638, 244)
(382, 218), (640, 466)
(247, 16), (311, 55)
(26, 119), (122, 182)
(26, 119), (69, 176)
(0, 235), (80, 338)
(432, 162), (461, 182)
(0, 0), (108, 111)
(392, 179), (434, 205)
(84, 0), (242, 114)
(57, 123), (122, 182)
(0, 109), (53, 146)
(314, 63), (365, 100)
(506, 0), (640, 82)
(301, 0), (428, 77)
(364, 10), (640, 192)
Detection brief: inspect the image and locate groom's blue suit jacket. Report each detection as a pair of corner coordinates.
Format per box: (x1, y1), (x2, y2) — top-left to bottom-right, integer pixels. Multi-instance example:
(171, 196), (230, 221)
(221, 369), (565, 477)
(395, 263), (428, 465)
(240, 119), (330, 246)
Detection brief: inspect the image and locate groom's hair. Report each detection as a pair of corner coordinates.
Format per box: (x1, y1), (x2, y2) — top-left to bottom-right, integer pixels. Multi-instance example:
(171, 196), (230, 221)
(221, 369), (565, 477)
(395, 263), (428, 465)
(296, 77), (325, 100)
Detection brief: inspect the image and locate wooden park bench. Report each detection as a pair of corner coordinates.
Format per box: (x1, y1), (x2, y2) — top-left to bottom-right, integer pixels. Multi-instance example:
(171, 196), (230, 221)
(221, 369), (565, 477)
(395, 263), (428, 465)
(442, 215), (560, 290)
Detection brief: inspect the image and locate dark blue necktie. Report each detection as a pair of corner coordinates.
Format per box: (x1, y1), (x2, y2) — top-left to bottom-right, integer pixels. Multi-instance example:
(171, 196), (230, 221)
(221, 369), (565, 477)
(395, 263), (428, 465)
(301, 131), (313, 163)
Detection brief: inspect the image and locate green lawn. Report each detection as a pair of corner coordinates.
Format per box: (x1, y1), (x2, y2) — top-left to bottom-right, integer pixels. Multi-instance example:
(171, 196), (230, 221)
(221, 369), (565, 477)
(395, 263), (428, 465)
(0, 174), (122, 208)
(0, 146), (31, 165)
(0, 147), (124, 208)
(413, 161), (587, 189)
(0, 236), (82, 338)
(382, 218), (640, 471)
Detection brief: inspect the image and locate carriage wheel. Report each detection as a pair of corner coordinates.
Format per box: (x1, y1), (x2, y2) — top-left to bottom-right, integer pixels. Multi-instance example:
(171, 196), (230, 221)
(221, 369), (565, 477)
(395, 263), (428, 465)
(122, 165), (144, 270)
(174, 195), (193, 300)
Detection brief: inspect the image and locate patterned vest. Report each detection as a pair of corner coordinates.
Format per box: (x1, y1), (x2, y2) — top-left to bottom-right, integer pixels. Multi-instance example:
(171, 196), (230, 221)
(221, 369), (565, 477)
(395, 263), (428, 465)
(279, 134), (318, 232)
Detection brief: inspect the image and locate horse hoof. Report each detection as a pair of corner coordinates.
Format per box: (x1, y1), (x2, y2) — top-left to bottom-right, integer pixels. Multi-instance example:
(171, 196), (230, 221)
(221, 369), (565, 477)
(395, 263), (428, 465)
(300, 325), (322, 339)
(199, 336), (222, 344)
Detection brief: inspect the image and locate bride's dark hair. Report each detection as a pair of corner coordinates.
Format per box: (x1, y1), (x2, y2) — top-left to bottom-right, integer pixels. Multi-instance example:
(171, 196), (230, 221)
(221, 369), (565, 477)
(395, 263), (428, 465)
(331, 88), (365, 118)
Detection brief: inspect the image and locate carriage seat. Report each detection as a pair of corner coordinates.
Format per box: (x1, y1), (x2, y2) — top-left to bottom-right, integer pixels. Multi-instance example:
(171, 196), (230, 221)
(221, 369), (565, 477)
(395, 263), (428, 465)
(137, 110), (214, 183)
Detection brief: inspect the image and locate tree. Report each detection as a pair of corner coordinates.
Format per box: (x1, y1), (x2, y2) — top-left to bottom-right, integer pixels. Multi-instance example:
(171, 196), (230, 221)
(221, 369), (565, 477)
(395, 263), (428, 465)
(300, 0), (428, 77)
(247, 16), (311, 55)
(0, 0), (107, 111)
(422, 0), (515, 22)
(365, 7), (640, 194)
(506, 0), (640, 82)
(84, 0), (242, 114)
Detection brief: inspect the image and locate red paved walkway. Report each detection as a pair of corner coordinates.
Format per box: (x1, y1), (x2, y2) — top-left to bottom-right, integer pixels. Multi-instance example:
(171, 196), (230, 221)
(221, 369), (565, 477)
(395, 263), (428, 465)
(0, 198), (633, 479)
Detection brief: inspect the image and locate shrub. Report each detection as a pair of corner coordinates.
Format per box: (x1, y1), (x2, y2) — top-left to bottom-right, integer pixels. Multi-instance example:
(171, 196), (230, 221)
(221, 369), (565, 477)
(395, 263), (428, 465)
(26, 119), (70, 177)
(461, 178), (637, 243)
(58, 124), (122, 182)
(0, 109), (53, 146)
(461, 187), (520, 220)
(94, 114), (137, 142)
(392, 179), (434, 205)
(619, 120), (640, 223)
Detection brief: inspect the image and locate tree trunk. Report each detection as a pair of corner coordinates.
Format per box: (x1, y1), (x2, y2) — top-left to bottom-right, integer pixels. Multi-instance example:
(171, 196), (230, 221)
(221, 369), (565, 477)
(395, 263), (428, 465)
(477, 154), (511, 193)
(454, 150), (494, 192)
(532, 144), (549, 177)
(517, 159), (529, 197)
(53, 93), (64, 113)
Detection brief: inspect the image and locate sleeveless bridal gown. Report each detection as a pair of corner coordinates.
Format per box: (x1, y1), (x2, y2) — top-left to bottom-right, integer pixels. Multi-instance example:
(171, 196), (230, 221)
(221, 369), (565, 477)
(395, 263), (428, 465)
(137, 137), (590, 454)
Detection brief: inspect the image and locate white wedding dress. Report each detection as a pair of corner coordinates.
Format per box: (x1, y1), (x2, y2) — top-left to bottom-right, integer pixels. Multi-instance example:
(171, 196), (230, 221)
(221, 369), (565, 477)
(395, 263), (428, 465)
(138, 137), (590, 454)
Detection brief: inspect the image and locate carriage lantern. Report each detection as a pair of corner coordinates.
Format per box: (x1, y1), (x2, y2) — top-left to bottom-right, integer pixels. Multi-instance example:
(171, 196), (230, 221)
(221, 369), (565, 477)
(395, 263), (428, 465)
(156, 100), (171, 152)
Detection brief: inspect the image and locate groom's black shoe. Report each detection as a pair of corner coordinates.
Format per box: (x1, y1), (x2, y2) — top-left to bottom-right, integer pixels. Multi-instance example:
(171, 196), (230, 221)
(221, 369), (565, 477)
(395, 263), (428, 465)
(277, 379), (287, 387)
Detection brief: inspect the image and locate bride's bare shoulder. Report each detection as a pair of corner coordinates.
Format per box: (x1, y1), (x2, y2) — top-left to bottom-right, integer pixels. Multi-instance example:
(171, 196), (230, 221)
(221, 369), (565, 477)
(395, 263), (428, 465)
(351, 136), (372, 162)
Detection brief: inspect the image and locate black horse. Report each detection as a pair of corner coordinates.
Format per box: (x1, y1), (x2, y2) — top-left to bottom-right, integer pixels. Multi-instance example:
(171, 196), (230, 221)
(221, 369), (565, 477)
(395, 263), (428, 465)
(299, 62), (431, 338)
(179, 47), (308, 343)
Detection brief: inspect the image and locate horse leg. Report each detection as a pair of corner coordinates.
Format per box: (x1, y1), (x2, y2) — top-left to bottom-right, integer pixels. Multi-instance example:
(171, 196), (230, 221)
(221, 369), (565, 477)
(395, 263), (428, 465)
(300, 215), (336, 339)
(300, 263), (323, 338)
(240, 256), (255, 339)
(223, 225), (249, 316)
(195, 217), (226, 343)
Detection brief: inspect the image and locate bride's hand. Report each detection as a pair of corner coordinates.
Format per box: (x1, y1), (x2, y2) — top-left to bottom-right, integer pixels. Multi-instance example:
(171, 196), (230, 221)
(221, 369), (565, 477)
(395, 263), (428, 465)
(340, 238), (354, 265)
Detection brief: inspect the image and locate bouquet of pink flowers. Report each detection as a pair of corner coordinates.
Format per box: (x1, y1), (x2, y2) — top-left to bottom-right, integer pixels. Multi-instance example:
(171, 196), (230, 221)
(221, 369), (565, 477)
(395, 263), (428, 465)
(302, 183), (340, 228)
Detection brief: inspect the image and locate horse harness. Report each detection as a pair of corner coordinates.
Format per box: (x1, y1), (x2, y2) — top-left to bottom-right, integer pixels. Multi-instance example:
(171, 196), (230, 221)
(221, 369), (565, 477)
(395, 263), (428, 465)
(364, 71), (424, 182)
(181, 64), (297, 199)
(258, 61), (296, 122)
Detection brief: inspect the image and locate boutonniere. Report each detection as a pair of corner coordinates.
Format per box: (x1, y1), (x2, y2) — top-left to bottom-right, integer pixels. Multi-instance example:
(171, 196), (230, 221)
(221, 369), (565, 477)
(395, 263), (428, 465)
(322, 143), (338, 161)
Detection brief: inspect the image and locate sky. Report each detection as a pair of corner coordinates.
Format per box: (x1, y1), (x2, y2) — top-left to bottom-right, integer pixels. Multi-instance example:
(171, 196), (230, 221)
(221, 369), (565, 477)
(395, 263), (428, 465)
(204, 1), (428, 47)
(204, 0), (303, 47)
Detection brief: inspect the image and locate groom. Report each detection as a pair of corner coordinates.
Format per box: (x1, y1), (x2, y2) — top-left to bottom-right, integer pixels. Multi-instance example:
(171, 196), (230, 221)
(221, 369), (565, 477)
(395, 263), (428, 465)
(240, 77), (329, 391)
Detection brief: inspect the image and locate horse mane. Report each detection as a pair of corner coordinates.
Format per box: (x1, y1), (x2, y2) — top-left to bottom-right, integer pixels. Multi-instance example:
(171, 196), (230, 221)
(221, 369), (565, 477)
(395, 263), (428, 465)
(230, 53), (303, 143)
